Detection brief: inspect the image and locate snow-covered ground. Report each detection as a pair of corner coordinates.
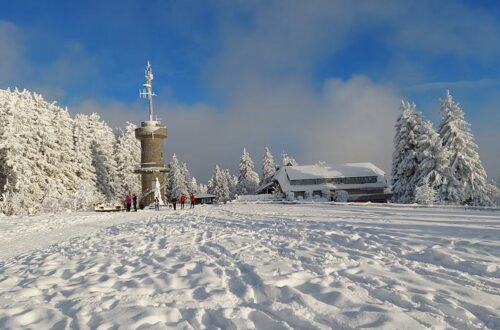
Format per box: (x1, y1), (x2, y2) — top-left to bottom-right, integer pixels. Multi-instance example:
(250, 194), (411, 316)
(0, 203), (499, 329)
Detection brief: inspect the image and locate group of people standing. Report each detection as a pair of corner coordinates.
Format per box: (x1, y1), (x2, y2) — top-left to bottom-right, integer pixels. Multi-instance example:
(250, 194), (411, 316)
(125, 192), (196, 212)
(124, 193), (138, 212)
(168, 193), (196, 210)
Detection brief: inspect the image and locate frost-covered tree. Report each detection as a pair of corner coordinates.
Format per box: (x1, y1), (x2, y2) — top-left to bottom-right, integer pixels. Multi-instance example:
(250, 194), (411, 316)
(415, 119), (453, 204)
(485, 183), (500, 207)
(0, 89), (35, 215)
(0, 89), (102, 214)
(282, 153), (298, 166)
(115, 122), (141, 197)
(73, 114), (104, 206)
(415, 177), (436, 205)
(224, 168), (238, 199)
(166, 154), (188, 200)
(208, 165), (230, 203)
(191, 177), (200, 194)
(236, 148), (259, 195)
(438, 91), (490, 206)
(88, 113), (120, 202)
(0, 88), (143, 215)
(261, 146), (276, 184)
(391, 101), (425, 203)
(198, 183), (208, 194)
(181, 162), (196, 193)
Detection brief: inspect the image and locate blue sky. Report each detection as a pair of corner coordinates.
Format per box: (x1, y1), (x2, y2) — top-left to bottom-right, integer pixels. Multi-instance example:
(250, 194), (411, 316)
(1, 0), (499, 181)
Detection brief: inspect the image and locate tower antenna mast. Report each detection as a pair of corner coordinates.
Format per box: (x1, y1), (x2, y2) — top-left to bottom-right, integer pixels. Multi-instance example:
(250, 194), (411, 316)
(139, 61), (156, 121)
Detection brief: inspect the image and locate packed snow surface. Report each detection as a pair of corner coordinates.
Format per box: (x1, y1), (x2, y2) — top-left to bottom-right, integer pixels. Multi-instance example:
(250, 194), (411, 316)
(0, 203), (499, 329)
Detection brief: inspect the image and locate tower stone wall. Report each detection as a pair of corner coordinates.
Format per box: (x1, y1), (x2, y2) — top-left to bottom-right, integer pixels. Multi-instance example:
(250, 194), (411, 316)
(135, 121), (168, 206)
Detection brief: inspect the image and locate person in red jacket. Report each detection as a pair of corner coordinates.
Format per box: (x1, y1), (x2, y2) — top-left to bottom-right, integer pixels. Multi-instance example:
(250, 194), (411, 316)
(180, 194), (187, 209)
(124, 195), (132, 212)
(190, 193), (196, 209)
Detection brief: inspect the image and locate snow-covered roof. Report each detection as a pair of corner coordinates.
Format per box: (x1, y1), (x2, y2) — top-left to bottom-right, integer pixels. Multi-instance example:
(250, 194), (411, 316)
(195, 193), (216, 199)
(265, 162), (388, 194)
(285, 162), (385, 181)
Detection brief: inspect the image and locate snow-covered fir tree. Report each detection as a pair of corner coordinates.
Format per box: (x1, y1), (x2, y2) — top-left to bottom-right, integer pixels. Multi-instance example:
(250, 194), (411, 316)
(191, 177), (200, 194)
(216, 166), (230, 203)
(181, 162), (196, 193)
(208, 165), (230, 203)
(391, 101), (425, 204)
(115, 122), (141, 197)
(261, 146), (276, 184)
(88, 113), (120, 202)
(236, 148), (259, 195)
(282, 153), (298, 166)
(415, 119), (454, 204)
(166, 154), (188, 200)
(198, 183), (208, 194)
(224, 168), (238, 199)
(486, 183), (500, 207)
(438, 91), (491, 206)
(415, 177), (436, 205)
(73, 114), (104, 206)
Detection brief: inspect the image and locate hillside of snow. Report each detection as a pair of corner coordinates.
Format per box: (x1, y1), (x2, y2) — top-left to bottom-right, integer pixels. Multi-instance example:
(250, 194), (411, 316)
(0, 203), (499, 329)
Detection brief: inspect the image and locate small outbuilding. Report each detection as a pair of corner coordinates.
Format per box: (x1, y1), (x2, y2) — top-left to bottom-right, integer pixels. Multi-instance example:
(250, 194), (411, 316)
(194, 193), (217, 205)
(256, 162), (392, 202)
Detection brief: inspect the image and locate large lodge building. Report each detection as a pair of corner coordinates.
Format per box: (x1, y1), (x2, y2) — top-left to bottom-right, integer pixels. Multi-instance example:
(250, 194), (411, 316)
(256, 162), (392, 202)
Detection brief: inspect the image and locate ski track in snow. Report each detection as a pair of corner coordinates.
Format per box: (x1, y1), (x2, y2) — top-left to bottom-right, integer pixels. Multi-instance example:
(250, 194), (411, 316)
(0, 203), (499, 329)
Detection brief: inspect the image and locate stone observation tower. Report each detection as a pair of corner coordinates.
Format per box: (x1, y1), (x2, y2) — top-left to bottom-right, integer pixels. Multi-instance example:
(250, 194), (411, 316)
(135, 62), (168, 206)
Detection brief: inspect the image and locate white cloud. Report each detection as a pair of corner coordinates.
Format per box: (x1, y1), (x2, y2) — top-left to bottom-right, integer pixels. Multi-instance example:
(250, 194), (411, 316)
(71, 75), (399, 183)
(0, 21), (26, 87)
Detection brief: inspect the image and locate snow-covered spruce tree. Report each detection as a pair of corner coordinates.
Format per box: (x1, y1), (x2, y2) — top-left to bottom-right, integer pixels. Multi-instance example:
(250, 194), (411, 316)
(213, 166), (230, 203)
(415, 119), (453, 204)
(438, 91), (491, 206)
(181, 162), (196, 193)
(191, 177), (200, 194)
(485, 183), (500, 207)
(224, 168), (238, 199)
(88, 113), (120, 202)
(198, 183), (208, 194)
(115, 122), (141, 197)
(0, 89), (26, 215)
(236, 148), (259, 195)
(261, 146), (276, 185)
(391, 101), (425, 204)
(415, 176), (436, 205)
(47, 102), (84, 210)
(282, 153), (298, 166)
(206, 175), (214, 195)
(73, 114), (105, 207)
(166, 154), (188, 200)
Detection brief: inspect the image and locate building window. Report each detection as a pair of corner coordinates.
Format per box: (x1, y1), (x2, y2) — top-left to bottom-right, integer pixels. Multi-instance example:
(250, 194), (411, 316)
(290, 176), (377, 186)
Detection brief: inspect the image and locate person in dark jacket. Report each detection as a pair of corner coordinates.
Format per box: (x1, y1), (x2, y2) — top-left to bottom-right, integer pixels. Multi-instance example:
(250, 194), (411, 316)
(132, 193), (138, 212)
(154, 196), (160, 211)
(171, 196), (177, 210)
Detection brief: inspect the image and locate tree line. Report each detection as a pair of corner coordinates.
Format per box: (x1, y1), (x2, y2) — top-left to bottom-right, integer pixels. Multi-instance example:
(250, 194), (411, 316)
(0, 89), (141, 215)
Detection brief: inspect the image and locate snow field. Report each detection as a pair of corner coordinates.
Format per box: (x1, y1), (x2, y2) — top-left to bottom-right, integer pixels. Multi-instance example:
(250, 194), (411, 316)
(0, 203), (499, 329)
